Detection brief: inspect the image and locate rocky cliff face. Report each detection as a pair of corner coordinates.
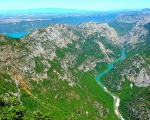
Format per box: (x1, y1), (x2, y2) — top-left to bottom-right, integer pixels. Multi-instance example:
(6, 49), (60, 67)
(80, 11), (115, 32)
(123, 54), (150, 87)
(79, 22), (119, 44)
(121, 16), (150, 44)
(0, 34), (5, 41)
(117, 9), (150, 23)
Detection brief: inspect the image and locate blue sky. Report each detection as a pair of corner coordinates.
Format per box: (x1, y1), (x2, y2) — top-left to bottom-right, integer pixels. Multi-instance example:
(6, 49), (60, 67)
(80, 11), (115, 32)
(0, 0), (150, 11)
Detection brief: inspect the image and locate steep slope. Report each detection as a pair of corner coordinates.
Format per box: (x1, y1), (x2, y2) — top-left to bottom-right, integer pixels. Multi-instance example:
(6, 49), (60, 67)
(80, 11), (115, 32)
(0, 23), (121, 119)
(121, 16), (150, 45)
(19, 22), (120, 81)
(108, 21), (136, 36)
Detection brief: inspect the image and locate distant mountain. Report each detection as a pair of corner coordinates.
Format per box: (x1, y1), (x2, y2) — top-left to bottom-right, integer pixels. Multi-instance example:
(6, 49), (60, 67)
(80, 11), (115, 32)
(142, 8), (150, 11)
(0, 8), (96, 14)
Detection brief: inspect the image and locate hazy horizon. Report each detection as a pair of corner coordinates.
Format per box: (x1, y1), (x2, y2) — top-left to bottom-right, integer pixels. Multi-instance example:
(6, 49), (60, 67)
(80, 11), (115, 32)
(0, 0), (150, 11)
(0, 7), (147, 12)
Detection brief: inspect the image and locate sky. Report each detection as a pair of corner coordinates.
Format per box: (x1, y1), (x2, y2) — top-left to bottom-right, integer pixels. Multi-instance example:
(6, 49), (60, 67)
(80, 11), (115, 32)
(0, 0), (150, 11)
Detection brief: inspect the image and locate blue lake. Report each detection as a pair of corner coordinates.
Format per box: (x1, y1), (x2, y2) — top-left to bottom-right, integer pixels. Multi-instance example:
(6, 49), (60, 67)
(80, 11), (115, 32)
(3, 32), (29, 38)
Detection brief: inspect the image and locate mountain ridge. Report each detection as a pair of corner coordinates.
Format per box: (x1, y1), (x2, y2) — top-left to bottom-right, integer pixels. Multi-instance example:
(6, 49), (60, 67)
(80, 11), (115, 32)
(0, 8), (97, 14)
(0, 22), (122, 119)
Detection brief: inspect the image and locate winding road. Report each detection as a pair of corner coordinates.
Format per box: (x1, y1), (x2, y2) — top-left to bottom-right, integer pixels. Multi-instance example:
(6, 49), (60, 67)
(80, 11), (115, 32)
(95, 49), (125, 120)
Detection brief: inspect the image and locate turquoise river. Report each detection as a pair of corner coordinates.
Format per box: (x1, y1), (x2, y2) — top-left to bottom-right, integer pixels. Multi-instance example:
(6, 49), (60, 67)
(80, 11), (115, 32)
(95, 49), (125, 120)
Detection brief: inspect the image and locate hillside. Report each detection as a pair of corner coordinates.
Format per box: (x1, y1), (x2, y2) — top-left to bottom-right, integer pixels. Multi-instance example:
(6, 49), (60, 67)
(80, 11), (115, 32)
(0, 23), (121, 119)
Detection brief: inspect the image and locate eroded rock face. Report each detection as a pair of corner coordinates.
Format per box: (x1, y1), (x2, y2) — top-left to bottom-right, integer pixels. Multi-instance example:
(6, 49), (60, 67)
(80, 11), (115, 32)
(78, 57), (98, 72)
(61, 53), (77, 70)
(109, 53), (150, 88)
(117, 14), (150, 23)
(95, 41), (113, 62)
(79, 22), (119, 45)
(27, 24), (79, 48)
(0, 34), (5, 42)
(121, 16), (150, 45)
(123, 55), (150, 87)
(137, 68), (150, 87)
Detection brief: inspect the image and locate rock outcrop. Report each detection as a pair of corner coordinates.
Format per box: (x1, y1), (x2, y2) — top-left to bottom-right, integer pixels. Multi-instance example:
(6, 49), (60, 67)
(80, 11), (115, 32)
(121, 16), (150, 44)
(79, 22), (119, 45)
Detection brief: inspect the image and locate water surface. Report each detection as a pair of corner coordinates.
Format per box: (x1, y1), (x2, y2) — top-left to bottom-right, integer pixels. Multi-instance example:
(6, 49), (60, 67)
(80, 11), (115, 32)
(3, 32), (29, 38)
